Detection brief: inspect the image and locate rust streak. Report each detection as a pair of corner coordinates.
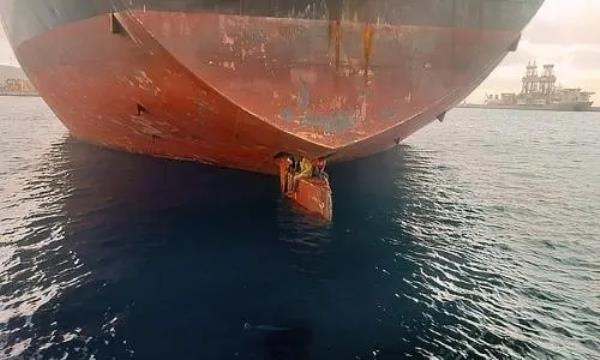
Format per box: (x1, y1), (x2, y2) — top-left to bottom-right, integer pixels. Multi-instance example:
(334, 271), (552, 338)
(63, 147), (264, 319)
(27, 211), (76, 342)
(328, 19), (342, 71)
(362, 23), (375, 79)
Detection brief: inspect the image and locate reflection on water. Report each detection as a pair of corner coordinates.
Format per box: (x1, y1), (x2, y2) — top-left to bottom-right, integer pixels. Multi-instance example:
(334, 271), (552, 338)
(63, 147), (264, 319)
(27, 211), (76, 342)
(1, 98), (599, 359)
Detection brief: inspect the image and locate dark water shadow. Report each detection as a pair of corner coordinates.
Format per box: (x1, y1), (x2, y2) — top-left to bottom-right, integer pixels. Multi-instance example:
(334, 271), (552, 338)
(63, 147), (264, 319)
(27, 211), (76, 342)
(8, 139), (469, 360)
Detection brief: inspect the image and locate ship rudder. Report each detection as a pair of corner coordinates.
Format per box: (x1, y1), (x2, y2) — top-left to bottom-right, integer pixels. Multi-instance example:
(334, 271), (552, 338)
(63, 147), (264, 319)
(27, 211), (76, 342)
(277, 156), (333, 222)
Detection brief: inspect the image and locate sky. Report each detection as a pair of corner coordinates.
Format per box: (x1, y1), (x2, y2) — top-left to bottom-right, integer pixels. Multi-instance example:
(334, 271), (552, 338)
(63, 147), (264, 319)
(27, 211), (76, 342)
(1, 0), (599, 103)
(468, 0), (600, 103)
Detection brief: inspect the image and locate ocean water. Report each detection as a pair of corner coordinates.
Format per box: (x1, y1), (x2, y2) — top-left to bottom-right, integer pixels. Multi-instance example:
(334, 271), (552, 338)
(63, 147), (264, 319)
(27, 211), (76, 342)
(0, 96), (599, 360)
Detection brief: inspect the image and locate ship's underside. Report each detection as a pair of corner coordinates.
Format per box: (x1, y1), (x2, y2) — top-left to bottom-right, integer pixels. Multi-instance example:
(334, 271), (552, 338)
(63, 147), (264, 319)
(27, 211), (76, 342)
(1, 0), (543, 174)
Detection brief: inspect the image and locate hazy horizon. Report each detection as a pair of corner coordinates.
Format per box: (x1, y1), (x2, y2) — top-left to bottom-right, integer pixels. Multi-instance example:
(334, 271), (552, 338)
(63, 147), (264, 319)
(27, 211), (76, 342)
(1, 0), (599, 103)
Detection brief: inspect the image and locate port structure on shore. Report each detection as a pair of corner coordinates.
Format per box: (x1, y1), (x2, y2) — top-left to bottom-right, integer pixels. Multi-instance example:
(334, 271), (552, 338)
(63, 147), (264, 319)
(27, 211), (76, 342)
(0, 78), (38, 96)
(482, 62), (595, 111)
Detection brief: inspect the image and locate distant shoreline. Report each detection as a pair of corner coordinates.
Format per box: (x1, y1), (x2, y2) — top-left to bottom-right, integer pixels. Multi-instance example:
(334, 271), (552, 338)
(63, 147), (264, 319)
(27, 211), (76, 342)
(0, 93), (39, 97)
(456, 104), (600, 113)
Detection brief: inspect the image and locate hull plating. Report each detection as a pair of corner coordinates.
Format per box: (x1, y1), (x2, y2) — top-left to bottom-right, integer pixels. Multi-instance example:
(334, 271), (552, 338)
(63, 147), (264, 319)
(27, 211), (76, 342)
(0, 1), (544, 173)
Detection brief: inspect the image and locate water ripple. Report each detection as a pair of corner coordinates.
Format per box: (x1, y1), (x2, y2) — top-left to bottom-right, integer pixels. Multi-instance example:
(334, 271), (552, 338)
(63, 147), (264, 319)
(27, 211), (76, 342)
(1, 100), (599, 359)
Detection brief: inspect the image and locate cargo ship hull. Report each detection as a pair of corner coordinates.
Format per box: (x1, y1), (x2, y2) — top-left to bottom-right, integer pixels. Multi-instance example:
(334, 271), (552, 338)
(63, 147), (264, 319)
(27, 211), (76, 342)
(0, 1), (543, 174)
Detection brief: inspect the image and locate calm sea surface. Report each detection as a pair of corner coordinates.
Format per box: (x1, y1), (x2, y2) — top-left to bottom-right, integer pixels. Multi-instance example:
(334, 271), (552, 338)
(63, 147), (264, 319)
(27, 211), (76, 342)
(0, 96), (599, 359)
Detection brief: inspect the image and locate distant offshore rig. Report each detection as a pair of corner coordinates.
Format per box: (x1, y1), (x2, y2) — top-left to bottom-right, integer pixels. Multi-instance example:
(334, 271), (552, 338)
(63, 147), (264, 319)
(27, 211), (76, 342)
(463, 62), (596, 112)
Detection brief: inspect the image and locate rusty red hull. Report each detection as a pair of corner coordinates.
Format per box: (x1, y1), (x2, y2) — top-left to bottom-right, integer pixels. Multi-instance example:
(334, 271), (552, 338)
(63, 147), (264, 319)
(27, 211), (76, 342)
(291, 179), (333, 221)
(0, 1), (544, 174)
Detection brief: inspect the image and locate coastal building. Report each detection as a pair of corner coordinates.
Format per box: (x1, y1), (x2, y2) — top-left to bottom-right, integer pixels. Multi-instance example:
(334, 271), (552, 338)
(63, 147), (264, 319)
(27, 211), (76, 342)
(0, 77), (38, 96)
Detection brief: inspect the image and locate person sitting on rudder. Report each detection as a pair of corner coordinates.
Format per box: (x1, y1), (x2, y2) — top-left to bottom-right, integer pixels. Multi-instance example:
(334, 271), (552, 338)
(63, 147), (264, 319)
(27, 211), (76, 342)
(292, 157), (313, 192)
(312, 158), (327, 179)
